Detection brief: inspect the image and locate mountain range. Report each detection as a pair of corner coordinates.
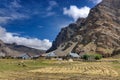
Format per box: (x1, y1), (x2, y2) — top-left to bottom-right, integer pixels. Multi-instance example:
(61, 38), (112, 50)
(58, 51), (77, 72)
(0, 40), (45, 57)
(47, 0), (120, 57)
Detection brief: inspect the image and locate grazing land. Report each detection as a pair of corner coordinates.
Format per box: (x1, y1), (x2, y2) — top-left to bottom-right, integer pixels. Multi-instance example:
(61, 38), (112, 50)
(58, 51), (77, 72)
(0, 59), (120, 80)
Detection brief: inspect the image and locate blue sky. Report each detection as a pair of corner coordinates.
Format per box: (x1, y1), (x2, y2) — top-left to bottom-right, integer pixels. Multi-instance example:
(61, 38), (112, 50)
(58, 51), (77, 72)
(0, 0), (102, 50)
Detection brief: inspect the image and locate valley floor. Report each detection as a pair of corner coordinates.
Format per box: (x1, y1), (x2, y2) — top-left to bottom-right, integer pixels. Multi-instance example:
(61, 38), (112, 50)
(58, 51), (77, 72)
(0, 58), (120, 80)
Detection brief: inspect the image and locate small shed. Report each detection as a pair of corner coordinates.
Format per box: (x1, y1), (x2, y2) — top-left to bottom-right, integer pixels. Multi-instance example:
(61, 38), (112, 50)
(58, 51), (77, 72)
(67, 53), (80, 58)
(46, 52), (57, 58)
(0, 52), (5, 57)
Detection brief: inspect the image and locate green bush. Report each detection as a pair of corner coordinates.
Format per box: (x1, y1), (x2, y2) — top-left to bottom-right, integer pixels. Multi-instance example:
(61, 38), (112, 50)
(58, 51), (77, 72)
(94, 54), (102, 60)
(82, 54), (102, 60)
(82, 54), (90, 60)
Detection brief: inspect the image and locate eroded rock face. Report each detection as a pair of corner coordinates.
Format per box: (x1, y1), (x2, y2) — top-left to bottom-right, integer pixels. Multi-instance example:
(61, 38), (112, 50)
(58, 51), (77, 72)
(47, 0), (120, 57)
(47, 18), (85, 52)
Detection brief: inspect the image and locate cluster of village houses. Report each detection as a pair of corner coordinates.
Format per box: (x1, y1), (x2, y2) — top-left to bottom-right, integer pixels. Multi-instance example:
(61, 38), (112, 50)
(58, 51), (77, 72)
(44, 52), (81, 60)
(0, 52), (40, 59)
(0, 51), (81, 60)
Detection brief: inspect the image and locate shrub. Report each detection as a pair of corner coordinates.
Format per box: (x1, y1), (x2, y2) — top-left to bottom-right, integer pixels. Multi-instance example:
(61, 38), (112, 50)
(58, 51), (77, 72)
(94, 54), (102, 60)
(82, 54), (102, 61)
(82, 54), (90, 60)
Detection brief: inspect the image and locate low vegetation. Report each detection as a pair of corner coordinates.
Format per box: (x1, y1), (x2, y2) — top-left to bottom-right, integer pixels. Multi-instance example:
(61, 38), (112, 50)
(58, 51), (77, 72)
(82, 53), (102, 60)
(0, 59), (120, 80)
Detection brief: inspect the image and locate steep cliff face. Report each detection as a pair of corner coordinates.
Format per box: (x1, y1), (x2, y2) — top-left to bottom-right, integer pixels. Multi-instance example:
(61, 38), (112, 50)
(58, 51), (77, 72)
(47, 0), (120, 57)
(47, 18), (85, 52)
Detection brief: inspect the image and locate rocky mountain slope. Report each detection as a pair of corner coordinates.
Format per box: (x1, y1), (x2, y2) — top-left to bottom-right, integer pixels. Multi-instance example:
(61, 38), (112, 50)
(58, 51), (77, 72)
(0, 40), (45, 57)
(0, 40), (22, 57)
(6, 43), (45, 56)
(47, 0), (120, 57)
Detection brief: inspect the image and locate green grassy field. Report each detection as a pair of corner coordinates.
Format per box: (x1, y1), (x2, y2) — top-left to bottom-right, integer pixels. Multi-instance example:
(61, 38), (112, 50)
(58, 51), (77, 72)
(0, 59), (120, 80)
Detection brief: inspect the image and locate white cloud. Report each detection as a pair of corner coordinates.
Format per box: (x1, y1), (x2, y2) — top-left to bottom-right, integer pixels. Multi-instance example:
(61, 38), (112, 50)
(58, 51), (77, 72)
(63, 6), (90, 21)
(10, 12), (29, 20)
(0, 13), (29, 24)
(0, 0), (29, 24)
(43, 1), (58, 17)
(0, 26), (52, 50)
(10, 0), (22, 8)
(0, 17), (11, 24)
(45, 12), (56, 17)
(47, 1), (58, 11)
(90, 0), (102, 4)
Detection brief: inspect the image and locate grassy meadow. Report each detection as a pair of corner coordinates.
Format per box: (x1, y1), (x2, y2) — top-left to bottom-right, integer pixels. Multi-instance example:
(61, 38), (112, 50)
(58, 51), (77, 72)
(0, 58), (120, 80)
